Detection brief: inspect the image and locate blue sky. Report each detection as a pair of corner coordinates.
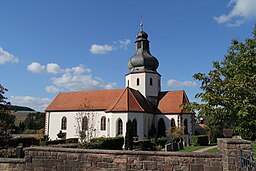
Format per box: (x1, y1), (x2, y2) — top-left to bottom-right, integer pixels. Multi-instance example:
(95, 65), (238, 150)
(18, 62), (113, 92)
(1, 0), (256, 111)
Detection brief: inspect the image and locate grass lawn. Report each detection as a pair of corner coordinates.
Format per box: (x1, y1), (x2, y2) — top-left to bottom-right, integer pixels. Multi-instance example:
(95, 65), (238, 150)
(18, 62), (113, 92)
(205, 147), (218, 153)
(179, 145), (208, 152)
(252, 142), (256, 153)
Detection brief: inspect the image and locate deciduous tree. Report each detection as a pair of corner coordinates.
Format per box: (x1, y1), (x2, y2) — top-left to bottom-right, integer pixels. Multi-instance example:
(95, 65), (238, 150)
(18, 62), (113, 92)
(187, 26), (256, 140)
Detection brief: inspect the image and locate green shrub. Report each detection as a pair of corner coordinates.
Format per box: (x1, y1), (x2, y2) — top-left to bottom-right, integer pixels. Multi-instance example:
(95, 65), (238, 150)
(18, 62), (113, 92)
(10, 137), (40, 147)
(133, 140), (155, 151)
(173, 142), (179, 151)
(192, 135), (209, 146)
(83, 137), (124, 150)
(156, 137), (168, 148)
(46, 139), (66, 145)
(66, 138), (78, 144)
(0, 137), (12, 148)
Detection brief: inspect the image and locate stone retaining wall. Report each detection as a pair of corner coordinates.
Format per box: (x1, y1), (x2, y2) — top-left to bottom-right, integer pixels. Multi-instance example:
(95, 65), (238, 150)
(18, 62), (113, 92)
(0, 138), (252, 171)
(0, 158), (24, 171)
(24, 147), (222, 171)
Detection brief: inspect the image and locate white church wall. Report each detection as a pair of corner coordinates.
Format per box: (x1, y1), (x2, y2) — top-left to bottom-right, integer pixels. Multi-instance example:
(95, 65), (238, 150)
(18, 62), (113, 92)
(182, 114), (193, 135)
(155, 114), (179, 129)
(106, 112), (128, 138)
(128, 113), (154, 140)
(47, 111), (109, 140)
(125, 72), (160, 99)
(126, 73), (145, 96)
(47, 111), (78, 140)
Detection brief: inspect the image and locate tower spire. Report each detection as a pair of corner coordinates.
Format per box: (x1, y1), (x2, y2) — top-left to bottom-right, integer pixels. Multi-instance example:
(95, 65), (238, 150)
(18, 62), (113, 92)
(140, 16), (143, 31)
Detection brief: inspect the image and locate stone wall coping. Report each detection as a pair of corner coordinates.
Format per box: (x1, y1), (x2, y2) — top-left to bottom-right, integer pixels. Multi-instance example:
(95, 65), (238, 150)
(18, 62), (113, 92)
(0, 158), (24, 164)
(217, 138), (251, 144)
(24, 146), (221, 158)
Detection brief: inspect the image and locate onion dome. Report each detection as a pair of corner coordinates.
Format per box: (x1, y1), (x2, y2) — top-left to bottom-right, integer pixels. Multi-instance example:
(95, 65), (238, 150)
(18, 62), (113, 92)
(128, 22), (159, 73)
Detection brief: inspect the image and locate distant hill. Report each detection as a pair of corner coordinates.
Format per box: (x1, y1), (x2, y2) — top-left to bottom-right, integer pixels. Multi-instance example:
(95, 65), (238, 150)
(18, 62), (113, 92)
(10, 105), (35, 112)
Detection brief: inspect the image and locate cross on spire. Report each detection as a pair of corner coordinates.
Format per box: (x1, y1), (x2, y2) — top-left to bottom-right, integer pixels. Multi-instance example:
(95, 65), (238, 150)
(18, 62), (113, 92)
(140, 16), (143, 31)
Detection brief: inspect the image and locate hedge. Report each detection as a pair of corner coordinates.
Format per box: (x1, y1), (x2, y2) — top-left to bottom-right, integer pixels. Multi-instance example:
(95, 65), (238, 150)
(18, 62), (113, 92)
(192, 135), (209, 146)
(83, 137), (124, 150)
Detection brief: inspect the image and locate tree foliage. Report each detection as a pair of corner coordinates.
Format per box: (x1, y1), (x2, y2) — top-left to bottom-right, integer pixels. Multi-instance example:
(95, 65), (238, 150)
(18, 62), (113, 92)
(188, 26), (256, 140)
(0, 84), (14, 142)
(22, 112), (45, 131)
(125, 119), (133, 150)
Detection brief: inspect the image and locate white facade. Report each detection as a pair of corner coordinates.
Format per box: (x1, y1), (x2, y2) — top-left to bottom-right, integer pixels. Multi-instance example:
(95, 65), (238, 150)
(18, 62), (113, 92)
(126, 72), (160, 105)
(46, 110), (192, 142)
(45, 28), (194, 144)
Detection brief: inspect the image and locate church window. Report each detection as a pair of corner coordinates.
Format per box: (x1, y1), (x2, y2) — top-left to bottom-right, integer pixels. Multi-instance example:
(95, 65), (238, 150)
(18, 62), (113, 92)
(101, 116), (106, 130)
(150, 78), (153, 86)
(127, 80), (129, 87)
(132, 119), (137, 137)
(171, 118), (176, 127)
(61, 117), (67, 130)
(82, 116), (88, 131)
(117, 118), (123, 136)
(107, 118), (110, 137)
(137, 78), (140, 86)
(137, 42), (141, 49)
(184, 119), (188, 134)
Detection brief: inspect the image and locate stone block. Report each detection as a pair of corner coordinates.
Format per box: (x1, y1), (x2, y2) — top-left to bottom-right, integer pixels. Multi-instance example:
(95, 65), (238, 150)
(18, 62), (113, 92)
(68, 153), (78, 160)
(204, 165), (222, 171)
(79, 161), (92, 168)
(190, 164), (203, 171)
(113, 158), (127, 164)
(142, 161), (157, 170)
(102, 157), (113, 163)
(158, 164), (173, 171)
(97, 162), (108, 168)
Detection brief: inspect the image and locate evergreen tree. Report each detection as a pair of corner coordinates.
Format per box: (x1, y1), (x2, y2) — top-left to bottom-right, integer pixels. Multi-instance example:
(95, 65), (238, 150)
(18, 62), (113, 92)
(125, 119), (133, 150)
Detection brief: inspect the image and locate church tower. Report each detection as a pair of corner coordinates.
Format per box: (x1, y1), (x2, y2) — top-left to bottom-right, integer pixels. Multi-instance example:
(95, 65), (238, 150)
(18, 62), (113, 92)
(125, 21), (161, 106)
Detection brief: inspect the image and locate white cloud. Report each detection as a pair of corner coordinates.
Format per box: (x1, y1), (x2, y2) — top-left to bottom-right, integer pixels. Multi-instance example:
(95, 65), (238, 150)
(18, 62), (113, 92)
(27, 62), (46, 73)
(114, 39), (131, 50)
(51, 73), (116, 91)
(214, 0), (256, 27)
(46, 63), (62, 74)
(0, 47), (19, 64)
(10, 96), (51, 111)
(89, 44), (113, 54)
(167, 79), (196, 87)
(45, 85), (60, 93)
(65, 65), (91, 74)
(27, 62), (115, 92)
(90, 38), (131, 54)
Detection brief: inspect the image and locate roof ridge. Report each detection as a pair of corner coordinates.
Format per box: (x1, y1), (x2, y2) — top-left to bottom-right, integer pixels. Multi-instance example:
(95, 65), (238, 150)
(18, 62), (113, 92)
(105, 87), (129, 112)
(128, 88), (146, 112)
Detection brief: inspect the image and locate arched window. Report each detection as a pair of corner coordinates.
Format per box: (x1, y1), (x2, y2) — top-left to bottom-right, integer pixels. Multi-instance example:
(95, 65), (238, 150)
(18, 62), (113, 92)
(137, 78), (140, 86)
(117, 118), (123, 136)
(184, 119), (188, 134)
(101, 116), (106, 130)
(61, 117), (67, 130)
(158, 118), (166, 137)
(107, 118), (110, 136)
(132, 119), (137, 137)
(82, 116), (88, 131)
(171, 118), (176, 127)
(150, 78), (153, 86)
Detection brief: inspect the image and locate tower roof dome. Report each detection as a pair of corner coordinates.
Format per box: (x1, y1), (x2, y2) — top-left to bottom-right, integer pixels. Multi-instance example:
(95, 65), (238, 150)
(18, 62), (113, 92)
(127, 24), (159, 73)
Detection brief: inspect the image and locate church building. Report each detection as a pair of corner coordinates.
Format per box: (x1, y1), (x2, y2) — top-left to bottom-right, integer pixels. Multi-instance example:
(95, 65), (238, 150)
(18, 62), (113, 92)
(45, 24), (195, 143)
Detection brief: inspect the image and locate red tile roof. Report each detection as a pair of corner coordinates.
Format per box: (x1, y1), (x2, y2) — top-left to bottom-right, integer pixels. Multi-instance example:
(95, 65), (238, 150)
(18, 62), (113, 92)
(106, 87), (153, 113)
(157, 90), (193, 114)
(46, 88), (193, 114)
(45, 89), (124, 111)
